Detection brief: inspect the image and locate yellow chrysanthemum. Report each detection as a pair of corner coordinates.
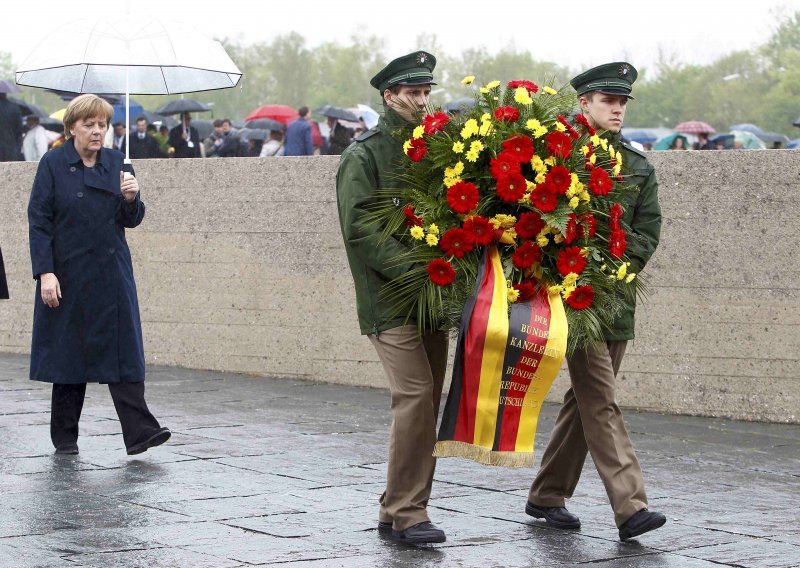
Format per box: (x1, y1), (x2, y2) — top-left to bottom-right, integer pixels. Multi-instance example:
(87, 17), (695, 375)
(626, 273), (637, 283)
(549, 285), (563, 295)
(465, 149), (479, 162)
(470, 140), (484, 153)
(544, 157), (555, 166)
(579, 190), (591, 203)
(403, 139), (412, 152)
(555, 122), (567, 132)
(589, 154), (597, 165)
(525, 179), (536, 190)
(490, 214), (517, 229)
(514, 87), (533, 105)
(613, 164), (622, 176)
(569, 196), (580, 209)
(530, 155), (545, 171)
(412, 125), (425, 139)
(616, 152), (623, 166)
(526, 118), (542, 131)
(561, 286), (575, 299)
(520, 192), (532, 204)
(543, 86), (557, 95)
(590, 134), (601, 146)
(599, 138), (609, 151)
(443, 176), (460, 188)
(479, 87), (489, 94)
(461, 119), (479, 139)
(536, 235), (549, 247)
(600, 264), (607, 271)
(479, 121), (493, 136)
(410, 226), (425, 240)
(427, 224), (440, 235)
(553, 234), (565, 244)
(486, 80), (501, 89)
(481, 113), (491, 122)
(461, 75), (475, 85)
(608, 146), (616, 160)
(617, 263), (628, 280)
(426, 234), (439, 247)
(535, 172), (547, 184)
(580, 145), (591, 156)
(507, 287), (520, 303)
(452, 141), (465, 153)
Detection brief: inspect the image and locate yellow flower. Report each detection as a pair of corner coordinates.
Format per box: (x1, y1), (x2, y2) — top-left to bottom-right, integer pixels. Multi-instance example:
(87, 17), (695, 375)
(544, 157), (555, 166)
(526, 179), (536, 190)
(425, 234), (439, 247)
(452, 141), (465, 153)
(580, 145), (591, 156)
(443, 176), (460, 188)
(626, 273), (637, 283)
(548, 285), (563, 295)
(427, 224), (440, 235)
(600, 264), (607, 271)
(461, 119), (479, 139)
(569, 196), (580, 209)
(507, 287), (520, 303)
(608, 146), (616, 160)
(486, 80), (501, 89)
(536, 235), (549, 247)
(555, 122), (567, 132)
(481, 113), (491, 122)
(479, 121), (493, 136)
(553, 234), (564, 244)
(454, 161), (465, 175)
(561, 286), (575, 299)
(479, 87), (489, 94)
(579, 190), (591, 203)
(589, 154), (597, 165)
(410, 226), (425, 240)
(531, 155), (545, 171)
(590, 134), (601, 146)
(599, 138), (609, 151)
(403, 139), (412, 153)
(526, 118), (542, 131)
(514, 87), (533, 105)
(563, 273), (578, 287)
(491, 214), (516, 229)
(412, 125), (425, 139)
(520, 192), (532, 204)
(617, 263), (628, 280)
(535, 172), (547, 184)
(613, 164), (622, 176)
(616, 152), (623, 167)
(543, 86), (557, 95)
(465, 149), (479, 162)
(470, 140), (484, 153)
(461, 75), (475, 85)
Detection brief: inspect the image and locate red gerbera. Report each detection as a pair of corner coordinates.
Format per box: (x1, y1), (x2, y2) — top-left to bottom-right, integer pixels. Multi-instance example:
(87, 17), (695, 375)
(564, 213), (578, 244)
(588, 167), (613, 196)
(512, 240), (542, 270)
(565, 285), (595, 310)
(446, 181), (480, 214)
(403, 204), (422, 227)
(512, 279), (537, 302)
(422, 112), (450, 135)
(407, 138), (427, 162)
(490, 151), (522, 178)
(578, 212), (597, 238)
(556, 246), (587, 276)
(462, 215), (494, 246)
(427, 258), (456, 286)
(507, 80), (539, 93)
(494, 106), (520, 122)
(609, 202), (623, 229)
(572, 113), (596, 136)
(515, 211), (545, 239)
(531, 182), (558, 213)
(609, 228), (627, 258)
(545, 131), (572, 159)
(495, 173), (528, 203)
(545, 165), (572, 194)
(439, 228), (475, 259)
(501, 135), (535, 163)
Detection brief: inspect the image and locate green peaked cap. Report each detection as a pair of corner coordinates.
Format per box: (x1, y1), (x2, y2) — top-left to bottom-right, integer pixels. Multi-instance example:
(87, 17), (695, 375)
(370, 51), (437, 93)
(570, 62), (638, 99)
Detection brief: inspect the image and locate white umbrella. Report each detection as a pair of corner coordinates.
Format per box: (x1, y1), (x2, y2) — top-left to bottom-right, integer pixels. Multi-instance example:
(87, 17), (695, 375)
(15, 16), (242, 165)
(357, 104), (380, 130)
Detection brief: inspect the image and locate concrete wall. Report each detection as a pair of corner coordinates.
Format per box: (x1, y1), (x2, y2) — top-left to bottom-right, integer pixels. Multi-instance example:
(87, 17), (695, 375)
(1, 151), (797, 423)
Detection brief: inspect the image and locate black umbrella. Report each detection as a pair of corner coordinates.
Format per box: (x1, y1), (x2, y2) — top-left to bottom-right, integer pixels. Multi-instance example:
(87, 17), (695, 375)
(155, 98), (212, 115)
(191, 119), (214, 140)
(314, 104), (359, 122)
(238, 127), (268, 141)
(443, 98), (476, 113)
(126, 110), (178, 129)
(243, 117), (285, 132)
(0, 79), (21, 94)
(8, 96), (36, 116)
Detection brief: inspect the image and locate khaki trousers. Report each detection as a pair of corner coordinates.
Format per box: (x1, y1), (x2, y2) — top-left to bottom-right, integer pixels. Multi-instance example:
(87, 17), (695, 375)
(529, 341), (647, 527)
(369, 326), (449, 531)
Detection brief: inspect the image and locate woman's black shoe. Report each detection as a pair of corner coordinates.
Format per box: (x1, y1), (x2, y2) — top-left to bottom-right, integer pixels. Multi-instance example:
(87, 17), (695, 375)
(126, 427), (171, 455)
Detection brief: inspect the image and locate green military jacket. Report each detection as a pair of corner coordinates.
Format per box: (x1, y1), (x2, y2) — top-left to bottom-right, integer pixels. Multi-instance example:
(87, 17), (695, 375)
(336, 109), (415, 335)
(606, 135), (662, 341)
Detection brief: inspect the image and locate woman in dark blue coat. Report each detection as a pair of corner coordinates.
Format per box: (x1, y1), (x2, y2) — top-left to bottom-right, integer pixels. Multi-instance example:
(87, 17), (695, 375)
(28, 94), (170, 456)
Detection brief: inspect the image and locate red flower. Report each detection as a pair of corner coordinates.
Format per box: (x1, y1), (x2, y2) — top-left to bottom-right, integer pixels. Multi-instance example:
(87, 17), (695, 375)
(507, 80), (539, 93)
(545, 131), (572, 159)
(403, 204), (422, 227)
(462, 215), (494, 246)
(588, 167), (613, 196)
(531, 182), (558, 213)
(513, 279), (537, 302)
(565, 285), (595, 310)
(609, 228), (627, 258)
(564, 213), (578, 244)
(501, 135), (535, 163)
(609, 202), (623, 229)
(407, 138), (428, 162)
(573, 113), (597, 136)
(578, 212), (597, 238)
(490, 152), (522, 178)
(556, 246), (587, 276)
(427, 258), (456, 286)
(545, 165), (572, 194)
(494, 106), (520, 122)
(512, 240), (542, 269)
(515, 211), (545, 239)
(422, 112), (450, 135)
(495, 173), (528, 203)
(439, 228), (475, 259)
(446, 181), (480, 214)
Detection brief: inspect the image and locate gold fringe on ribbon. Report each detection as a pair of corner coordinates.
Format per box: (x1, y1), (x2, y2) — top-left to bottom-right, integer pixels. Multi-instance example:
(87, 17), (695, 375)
(433, 440), (534, 468)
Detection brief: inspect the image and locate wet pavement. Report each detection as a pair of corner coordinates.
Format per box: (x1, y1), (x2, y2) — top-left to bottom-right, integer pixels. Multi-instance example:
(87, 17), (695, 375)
(0, 351), (798, 567)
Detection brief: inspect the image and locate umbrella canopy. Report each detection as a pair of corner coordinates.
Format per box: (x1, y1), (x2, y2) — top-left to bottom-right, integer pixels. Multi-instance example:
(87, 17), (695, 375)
(623, 129), (659, 144)
(191, 119), (214, 141)
(132, 111), (178, 129)
(50, 108), (67, 121)
(242, 118), (285, 132)
(8, 96), (37, 116)
(155, 98), (212, 115)
(759, 131), (790, 146)
(112, 100), (144, 124)
(709, 133), (734, 149)
(728, 123), (763, 135)
(0, 79), (21, 94)
(787, 139), (800, 149)
(674, 121), (716, 135)
(443, 97), (476, 113)
(245, 104), (299, 125)
(653, 132), (689, 151)
(238, 128), (268, 141)
(314, 104), (359, 122)
(357, 104), (379, 129)
(730, 130), (766, 149)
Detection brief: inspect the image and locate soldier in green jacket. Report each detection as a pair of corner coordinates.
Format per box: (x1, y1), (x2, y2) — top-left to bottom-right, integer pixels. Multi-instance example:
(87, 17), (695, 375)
(335, 51), (448, 545)
(525, 62), (667, 541)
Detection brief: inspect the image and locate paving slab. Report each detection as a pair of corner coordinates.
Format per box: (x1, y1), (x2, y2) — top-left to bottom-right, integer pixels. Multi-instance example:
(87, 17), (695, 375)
(0, 351), (798, 568)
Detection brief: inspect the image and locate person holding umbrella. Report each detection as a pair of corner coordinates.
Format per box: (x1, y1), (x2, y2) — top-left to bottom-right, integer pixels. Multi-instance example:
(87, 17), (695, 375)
(28, 94), (170, 456)
(0, 81), (23, 161)
(168, 111), (201, 158)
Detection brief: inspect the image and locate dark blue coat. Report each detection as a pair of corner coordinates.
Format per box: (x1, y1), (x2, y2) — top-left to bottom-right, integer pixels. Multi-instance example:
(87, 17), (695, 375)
(283, 117), (313, 156)
(28, 139), (146, 384)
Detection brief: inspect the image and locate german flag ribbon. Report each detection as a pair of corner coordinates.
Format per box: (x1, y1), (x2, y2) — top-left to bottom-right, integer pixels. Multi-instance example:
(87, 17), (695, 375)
(434, 245), (567, 467)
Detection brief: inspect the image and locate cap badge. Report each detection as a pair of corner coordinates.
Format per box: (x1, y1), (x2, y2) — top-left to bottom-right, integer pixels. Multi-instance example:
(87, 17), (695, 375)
(416, 52), (427, 65)
(618, 64), (630, 77)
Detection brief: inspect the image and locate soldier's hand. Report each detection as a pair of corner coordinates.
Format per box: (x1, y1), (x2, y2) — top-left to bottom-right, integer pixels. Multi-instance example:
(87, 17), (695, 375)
(40, 273), (61, 308)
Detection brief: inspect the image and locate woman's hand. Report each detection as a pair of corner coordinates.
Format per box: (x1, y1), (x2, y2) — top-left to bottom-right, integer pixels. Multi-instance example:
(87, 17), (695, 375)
(40, 273), (61, 308)
(120, 171), (139, 203)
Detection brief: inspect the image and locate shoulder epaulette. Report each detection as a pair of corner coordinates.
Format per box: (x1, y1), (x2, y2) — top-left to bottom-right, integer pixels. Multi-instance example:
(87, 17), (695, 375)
(355, 127), (380, 142)
(621, 141), (649, 161)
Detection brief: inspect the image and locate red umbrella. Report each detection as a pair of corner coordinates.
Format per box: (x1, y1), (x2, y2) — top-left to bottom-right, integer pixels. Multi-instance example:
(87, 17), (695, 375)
(674, 121), (716, 135)
(245, 104), (299, 125)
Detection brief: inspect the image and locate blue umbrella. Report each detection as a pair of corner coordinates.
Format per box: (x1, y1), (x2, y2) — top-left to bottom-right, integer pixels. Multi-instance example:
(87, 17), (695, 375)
(112, 100), (144, 124)
(654, 132), (689, 151)
(788, 139), (800, 149)
(729, 123), (764, 135)
(623, 129), (658, 144)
